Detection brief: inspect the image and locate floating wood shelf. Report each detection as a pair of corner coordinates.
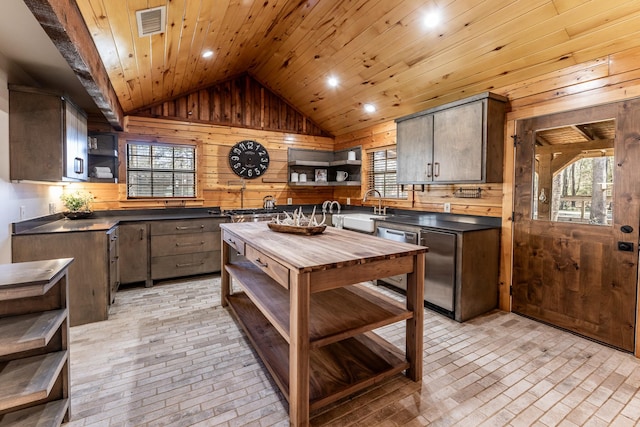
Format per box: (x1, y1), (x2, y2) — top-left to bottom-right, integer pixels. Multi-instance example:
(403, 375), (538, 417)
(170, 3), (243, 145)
(288, 181), (361, 187)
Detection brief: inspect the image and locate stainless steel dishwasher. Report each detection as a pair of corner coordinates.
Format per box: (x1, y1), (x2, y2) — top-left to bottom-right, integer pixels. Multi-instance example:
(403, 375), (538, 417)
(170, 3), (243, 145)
(376, 226), (418, 290)
(420, 228), (456, 317)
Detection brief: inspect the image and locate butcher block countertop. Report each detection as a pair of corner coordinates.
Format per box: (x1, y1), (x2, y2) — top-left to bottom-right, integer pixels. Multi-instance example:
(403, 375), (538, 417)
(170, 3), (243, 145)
(220, 221), (426, 426)
(220, 221), (427, 274)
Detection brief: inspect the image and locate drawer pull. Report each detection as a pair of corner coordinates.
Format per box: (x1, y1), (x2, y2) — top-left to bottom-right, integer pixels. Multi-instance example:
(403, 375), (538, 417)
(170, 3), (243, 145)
(175, 225), (205, 230)
(254, 258), (268, 268)
(226, 238), (236, 245)
(176, 261), (205, 268)
(175, 241), (205, 247)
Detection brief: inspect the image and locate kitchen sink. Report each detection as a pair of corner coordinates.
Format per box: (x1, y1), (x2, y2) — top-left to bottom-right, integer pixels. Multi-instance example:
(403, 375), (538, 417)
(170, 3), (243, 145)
(332, 213), (387, 233)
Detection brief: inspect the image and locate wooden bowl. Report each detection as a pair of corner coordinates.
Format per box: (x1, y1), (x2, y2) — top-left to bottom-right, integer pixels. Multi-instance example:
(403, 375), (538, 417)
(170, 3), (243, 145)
(267, 222), (326, 235)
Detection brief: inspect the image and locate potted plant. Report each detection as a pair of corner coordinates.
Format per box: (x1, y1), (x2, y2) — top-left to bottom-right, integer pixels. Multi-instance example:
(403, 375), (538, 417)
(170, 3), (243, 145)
(60, 191), (94, 219)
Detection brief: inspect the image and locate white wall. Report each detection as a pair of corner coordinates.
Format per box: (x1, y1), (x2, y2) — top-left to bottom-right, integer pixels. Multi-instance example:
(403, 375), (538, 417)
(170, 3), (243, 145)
(0, 52), (62, 263)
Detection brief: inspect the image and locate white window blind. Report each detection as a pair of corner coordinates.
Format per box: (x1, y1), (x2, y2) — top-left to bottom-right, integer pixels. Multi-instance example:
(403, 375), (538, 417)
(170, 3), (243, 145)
(127, 142), (196, 198)
(367, 147), (406, 199)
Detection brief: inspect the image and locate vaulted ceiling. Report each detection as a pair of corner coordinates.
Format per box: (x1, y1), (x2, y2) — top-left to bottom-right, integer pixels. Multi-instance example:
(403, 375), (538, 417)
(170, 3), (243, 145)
(19, 0), (640, 136)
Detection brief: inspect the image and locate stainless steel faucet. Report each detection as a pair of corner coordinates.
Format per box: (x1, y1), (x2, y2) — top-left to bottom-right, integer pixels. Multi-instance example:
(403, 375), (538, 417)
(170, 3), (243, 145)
(322, 200), (332, 213)
(329, 201), (341, 214)
(363, 189), (383, 214)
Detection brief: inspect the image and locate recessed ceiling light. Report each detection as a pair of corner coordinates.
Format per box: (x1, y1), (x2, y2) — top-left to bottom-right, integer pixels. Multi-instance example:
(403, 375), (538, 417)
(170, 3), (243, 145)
(202, 50), (214, 59)
(327, 76), (339, 87)
(364, 104), (376, 113)
(424, 11), (441, 28)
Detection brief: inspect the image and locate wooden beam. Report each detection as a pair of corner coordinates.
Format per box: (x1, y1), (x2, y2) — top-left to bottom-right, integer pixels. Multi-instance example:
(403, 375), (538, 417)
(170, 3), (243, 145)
(23, 0), (124, 130)
(535, 138), (614, 155)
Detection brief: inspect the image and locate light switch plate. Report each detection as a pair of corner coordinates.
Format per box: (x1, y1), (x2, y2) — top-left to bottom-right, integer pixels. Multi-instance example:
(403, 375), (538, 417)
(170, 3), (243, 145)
(444, 202), (451, 213)
(287, 198), (292, 205)
(20, 206), (26, 219)
(347, 197), (351, 205)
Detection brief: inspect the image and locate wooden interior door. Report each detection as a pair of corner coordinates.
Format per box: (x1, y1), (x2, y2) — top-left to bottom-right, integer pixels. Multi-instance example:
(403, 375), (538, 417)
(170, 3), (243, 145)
(512, 100), (640, 352)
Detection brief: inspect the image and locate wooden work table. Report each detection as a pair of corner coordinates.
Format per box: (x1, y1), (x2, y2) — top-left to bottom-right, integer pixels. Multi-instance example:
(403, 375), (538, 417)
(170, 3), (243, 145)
(220, 222), (426, 426)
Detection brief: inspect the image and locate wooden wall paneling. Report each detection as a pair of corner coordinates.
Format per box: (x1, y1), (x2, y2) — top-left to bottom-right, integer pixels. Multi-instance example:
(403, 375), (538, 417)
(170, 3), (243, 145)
(499, 119), (515, 312)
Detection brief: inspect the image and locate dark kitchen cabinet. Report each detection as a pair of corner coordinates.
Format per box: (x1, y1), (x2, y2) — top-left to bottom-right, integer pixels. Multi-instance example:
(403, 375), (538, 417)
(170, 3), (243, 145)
(9, 85), (88, 182)
(12, 230), (113, 326)
(396, 92), (507, 184)
(108, 227), (119, 304)
(118, 223), (150, 286)
(149, 218), (223, 282)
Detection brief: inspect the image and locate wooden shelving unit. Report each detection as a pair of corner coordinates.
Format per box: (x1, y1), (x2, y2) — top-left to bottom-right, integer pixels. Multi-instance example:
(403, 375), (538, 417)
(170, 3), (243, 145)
(287, 147), (362, 186)
(0, 258), (73, 426)
(220, 222), (425, 426)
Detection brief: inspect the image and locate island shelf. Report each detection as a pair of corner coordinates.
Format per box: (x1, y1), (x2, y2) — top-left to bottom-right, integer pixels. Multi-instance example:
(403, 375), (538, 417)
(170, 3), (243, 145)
(220, 222), (426, 426)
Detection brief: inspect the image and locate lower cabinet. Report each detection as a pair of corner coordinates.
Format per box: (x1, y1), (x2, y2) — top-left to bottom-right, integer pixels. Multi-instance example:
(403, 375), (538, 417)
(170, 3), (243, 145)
(118, 223), (150, 286)
(108, 227), (119, 304)
(118, 218), (225, 287)
(0, 258), (72, 426)
(12, 229), (116, 327)
(149, 218), (223, 282)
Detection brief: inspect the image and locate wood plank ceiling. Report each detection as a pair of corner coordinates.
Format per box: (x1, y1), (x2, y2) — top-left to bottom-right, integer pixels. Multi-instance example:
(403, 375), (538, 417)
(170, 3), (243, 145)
(74, 0), (640, 136)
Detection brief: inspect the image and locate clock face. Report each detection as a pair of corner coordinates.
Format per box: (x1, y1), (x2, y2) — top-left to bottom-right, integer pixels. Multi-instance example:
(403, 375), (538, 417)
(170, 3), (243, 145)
(228, 140), (270, 179)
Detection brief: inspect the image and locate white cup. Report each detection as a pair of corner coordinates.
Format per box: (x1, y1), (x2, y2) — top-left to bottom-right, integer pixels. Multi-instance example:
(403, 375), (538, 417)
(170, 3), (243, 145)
(336, 171), (348, 182)
(299, 173), (307, 182)
(290, 172), (299, 182)
(347, 151), (356, 161)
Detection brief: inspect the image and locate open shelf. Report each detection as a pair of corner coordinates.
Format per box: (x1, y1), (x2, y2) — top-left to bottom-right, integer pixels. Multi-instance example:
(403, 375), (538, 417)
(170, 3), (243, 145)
(226, 291), (408, 411)
(0, 351), (68, 412)
(0, 310), (67, 357)
(226, 262), (412, 348)
(0, 399), (69, 427)
(288, 181), (361, 187)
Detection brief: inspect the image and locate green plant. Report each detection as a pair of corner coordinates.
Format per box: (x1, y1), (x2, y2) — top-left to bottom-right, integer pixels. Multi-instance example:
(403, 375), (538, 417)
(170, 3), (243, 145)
(60, 191), (94, 212)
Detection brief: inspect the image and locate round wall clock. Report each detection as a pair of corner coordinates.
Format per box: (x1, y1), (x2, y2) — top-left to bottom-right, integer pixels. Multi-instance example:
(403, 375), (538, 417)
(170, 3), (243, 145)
(228, 140), (270, 179)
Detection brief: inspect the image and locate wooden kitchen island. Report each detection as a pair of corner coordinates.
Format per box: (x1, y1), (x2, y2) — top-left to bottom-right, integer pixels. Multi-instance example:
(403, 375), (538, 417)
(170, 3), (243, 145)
(220, 222), (426, 426)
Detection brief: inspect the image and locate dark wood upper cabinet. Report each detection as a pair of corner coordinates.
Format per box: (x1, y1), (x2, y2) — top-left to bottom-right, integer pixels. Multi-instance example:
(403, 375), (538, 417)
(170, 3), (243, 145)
(396, 92), (508, 184)
(9, 85), (88, 183)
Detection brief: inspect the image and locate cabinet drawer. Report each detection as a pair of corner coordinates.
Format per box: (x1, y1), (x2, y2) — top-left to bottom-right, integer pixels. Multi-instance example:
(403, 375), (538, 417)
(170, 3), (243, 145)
(150, 219), (221, 236)
(222, 230), (245, 256)
(151, 232), (220, 257)
(151, 251), (220, 280)
(245, 245), (289, 289)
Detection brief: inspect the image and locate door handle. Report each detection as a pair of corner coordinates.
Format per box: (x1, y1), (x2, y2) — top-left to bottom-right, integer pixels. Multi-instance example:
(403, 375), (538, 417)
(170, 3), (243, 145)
(74, 157), (84, 174)
(434, 162), (440, 177)
(427, 163), (432, 178)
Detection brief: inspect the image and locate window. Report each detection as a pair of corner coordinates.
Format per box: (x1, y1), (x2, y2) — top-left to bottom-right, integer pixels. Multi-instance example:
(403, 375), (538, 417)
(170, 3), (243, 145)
(127, 142), (196, 198)
(367, 147), (406, 198)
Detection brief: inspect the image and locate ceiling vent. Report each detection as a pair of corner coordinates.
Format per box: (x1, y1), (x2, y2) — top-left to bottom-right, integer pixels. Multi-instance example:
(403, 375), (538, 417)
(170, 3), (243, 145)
(136, 6), (166, 37)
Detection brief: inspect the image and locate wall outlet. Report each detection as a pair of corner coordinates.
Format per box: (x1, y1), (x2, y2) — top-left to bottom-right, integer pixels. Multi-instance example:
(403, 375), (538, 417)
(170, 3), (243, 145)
(49, 203), (56, 214)
(287, 197), (292, 205)
(20, 206), (26, 220)
(346, 197), (351, 205)
(444, 202), (451, 213)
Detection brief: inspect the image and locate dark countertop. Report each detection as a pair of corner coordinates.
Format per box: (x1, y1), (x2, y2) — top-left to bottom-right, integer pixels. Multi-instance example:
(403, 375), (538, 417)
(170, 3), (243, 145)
(12, 205), (501, 235)
(12, 207), (227, 235)
(377, 214), (500, 232)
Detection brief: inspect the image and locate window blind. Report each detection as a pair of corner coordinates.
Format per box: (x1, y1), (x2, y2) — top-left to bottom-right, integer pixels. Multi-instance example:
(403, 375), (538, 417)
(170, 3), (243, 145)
(367, 147), (406, 199)
(127, 142), (196, 198)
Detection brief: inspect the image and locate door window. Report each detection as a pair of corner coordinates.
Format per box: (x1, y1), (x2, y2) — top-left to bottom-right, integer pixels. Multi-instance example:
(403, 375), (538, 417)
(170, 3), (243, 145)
(532, 119), (615, 226)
